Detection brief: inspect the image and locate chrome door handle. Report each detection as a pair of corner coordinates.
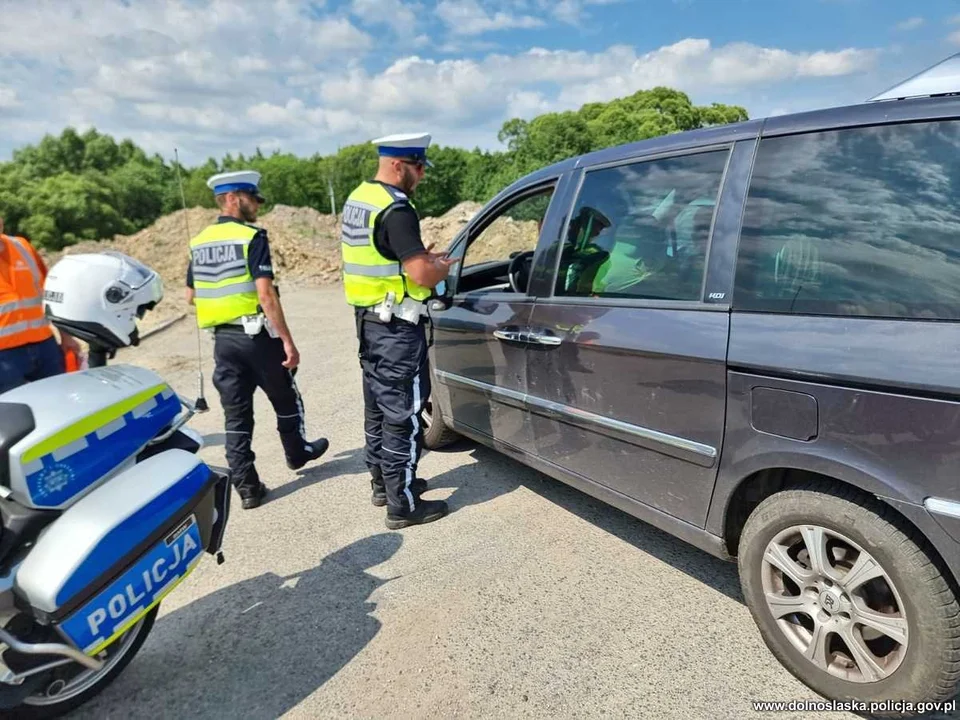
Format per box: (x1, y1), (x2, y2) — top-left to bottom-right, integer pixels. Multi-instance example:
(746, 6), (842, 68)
(494, 328), (525, 343)
(526, 331), (562, 346)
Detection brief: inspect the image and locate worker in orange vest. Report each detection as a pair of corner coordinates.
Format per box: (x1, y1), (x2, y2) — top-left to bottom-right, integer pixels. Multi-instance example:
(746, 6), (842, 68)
(0, 216), (81, 395)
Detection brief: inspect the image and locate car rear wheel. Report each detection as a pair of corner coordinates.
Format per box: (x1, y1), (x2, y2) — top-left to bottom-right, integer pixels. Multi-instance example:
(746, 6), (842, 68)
(422, 393), (460, 450)
(738, 481), (960, 717)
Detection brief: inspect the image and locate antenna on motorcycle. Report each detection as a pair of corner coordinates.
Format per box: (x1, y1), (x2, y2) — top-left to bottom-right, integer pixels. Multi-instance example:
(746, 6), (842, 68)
(174, 147), (209, 413)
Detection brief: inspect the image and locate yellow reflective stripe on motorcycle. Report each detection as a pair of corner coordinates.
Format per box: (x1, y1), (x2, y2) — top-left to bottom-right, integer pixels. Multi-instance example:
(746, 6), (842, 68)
(21, 383), (170, 464)
(83, 560), (200, 657)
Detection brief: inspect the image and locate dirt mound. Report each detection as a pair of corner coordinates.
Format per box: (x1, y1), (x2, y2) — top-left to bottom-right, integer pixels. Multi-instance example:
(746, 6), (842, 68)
(38, 198), (538, 331)
(43, 205), (342, 289)
(420, 201), (482, 250)
(422, 201), (539, 264)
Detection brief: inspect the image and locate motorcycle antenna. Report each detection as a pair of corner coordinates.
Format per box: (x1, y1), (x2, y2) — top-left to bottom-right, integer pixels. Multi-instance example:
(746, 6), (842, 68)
(174, 147), (209, 413)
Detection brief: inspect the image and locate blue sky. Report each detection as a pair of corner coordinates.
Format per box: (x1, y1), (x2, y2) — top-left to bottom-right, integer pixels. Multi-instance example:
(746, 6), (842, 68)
(0, 0), (957, 165)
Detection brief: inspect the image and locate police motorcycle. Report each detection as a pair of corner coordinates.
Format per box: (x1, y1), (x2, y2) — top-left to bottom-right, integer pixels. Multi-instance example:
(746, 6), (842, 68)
(0, 251), (230, 718)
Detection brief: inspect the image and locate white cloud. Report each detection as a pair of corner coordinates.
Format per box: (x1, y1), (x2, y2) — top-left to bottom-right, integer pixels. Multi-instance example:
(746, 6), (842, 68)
(437, 0), (544, 35)
(351, 0), (420, 36)
(896, 17), (924, 31)
(320, 39), (877, 123)
(538, 0), (627, 25)
(314, 16), (374, 51)
(0, 87), (20, 109)
(0, 0), (881, 164)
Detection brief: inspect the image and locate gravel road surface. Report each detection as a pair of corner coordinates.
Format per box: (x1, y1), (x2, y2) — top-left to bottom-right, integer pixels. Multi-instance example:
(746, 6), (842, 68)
(69, 286), (958, 720)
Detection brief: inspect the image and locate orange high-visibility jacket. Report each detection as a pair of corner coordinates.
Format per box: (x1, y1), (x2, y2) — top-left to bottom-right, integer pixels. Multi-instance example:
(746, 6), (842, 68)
(0, 233), (53, 351)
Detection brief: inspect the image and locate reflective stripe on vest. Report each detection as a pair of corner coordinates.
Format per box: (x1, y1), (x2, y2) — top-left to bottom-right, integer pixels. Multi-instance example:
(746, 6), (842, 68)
(188, 222), (261, 328)
(0, 234), (52, 351)
(340, 182), (432, 308)
(0, 296), (43, 315)
(0, 318), (50, 338)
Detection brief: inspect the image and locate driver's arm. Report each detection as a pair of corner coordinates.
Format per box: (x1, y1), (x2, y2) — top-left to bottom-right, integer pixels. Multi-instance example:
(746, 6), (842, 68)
(382, 205), (452, 290)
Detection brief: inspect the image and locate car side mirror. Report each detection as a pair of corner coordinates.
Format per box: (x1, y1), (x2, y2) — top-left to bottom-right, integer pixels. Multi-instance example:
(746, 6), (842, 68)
(429, 280), (452, 312)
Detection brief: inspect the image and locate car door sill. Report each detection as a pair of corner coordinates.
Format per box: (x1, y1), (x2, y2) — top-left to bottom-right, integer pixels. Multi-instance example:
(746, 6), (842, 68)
(445, 417), (732, 563)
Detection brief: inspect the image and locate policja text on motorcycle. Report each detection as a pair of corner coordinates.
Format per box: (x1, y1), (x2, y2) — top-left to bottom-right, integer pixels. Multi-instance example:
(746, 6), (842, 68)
(186, 170), (329, 509)
(341, 132), (456, 529)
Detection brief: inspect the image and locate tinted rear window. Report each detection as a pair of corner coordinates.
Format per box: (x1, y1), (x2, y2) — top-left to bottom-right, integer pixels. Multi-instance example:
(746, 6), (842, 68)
(733, 120), (960, 320)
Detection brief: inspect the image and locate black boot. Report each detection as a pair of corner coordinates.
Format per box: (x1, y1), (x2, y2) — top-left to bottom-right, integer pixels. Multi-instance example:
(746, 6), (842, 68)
(281, 433), (329, 470)
(370, 467), (428, 507)
(370, 466), (387, 506)
(238, 481), (268, 510)
(385, 499), (448, 529)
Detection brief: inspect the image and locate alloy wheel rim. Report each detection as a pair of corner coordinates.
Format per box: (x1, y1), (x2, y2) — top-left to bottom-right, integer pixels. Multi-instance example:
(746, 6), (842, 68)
(761, 524), (909, 684)
(23, 617), (146, 706)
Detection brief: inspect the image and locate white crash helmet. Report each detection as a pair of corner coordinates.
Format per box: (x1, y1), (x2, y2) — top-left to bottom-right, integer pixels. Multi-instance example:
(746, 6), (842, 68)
(42, 251), (164, 349)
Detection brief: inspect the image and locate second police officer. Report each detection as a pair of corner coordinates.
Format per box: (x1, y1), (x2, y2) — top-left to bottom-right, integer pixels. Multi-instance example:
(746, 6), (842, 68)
(186, 170), (329, 509)
(340, 133), (456, 529)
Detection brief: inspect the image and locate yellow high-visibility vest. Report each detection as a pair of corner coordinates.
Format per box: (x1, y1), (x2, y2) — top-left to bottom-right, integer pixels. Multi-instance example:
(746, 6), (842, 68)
(188, 221), (261, 328)
(340, 181), (431, 307)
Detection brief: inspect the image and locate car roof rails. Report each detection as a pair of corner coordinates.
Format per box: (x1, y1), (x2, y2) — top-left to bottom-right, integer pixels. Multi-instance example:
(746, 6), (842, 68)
(868, 52), (960, 102)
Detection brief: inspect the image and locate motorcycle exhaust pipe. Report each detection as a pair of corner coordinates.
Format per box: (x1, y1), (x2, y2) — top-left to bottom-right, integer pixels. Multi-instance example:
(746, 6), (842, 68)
(0, 628), (103, 672)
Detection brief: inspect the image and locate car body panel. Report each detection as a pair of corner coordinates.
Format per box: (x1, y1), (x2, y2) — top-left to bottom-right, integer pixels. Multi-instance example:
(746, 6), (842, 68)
(524, 303), (728, 526)
(427, 91), (960, 590)
(430, 170), (578, 454)
(431, 297), (537, 453)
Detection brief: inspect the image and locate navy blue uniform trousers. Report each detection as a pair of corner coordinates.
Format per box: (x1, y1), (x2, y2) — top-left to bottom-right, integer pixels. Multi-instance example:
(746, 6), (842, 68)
(0, 336), (65, 395)
(211, 326), (312, 496)
(355, 308), (430, 515)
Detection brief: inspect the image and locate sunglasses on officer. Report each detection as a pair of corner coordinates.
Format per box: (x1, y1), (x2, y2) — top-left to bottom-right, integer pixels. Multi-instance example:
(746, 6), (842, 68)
(399, 158), (425, 172)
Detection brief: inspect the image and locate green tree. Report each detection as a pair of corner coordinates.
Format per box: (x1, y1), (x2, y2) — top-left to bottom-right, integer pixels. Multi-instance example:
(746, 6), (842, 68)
(0, 85), (750, 249)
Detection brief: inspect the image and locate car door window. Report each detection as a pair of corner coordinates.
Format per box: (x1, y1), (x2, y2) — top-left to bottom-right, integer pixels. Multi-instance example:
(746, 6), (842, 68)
(733, 119), (960, 320)
(555, 150), (730, 301)
(454, 185), (556, 295)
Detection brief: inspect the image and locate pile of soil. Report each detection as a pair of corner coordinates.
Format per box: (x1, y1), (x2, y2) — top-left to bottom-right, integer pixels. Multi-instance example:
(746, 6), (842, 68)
(38, 199), (535, 334)
(420, 201), (483, 249)
(43, 205), (342, 292)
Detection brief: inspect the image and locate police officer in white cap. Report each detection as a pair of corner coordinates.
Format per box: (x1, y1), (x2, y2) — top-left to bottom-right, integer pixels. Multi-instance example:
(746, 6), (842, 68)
(186, 170), (329, 509)
(341, 132), (455, 529)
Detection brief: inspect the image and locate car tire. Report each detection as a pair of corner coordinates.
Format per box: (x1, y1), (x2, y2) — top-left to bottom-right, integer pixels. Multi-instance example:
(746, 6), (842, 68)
(738, 480), (960, 718)
(422, 391), (460, 450)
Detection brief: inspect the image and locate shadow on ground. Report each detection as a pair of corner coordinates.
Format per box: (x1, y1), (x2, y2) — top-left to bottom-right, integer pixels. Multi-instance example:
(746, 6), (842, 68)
(266, 447), (366, 503)
(427, 442), (743, 604)
(72, 533), (403, 720)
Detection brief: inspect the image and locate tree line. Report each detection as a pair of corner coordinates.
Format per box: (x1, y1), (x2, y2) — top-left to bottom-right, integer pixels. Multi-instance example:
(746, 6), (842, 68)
(0, 87), (748, 250)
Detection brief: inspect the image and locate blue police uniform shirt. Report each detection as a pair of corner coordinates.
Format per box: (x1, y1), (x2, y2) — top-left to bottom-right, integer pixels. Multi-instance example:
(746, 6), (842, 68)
(186, 215), (274, 288)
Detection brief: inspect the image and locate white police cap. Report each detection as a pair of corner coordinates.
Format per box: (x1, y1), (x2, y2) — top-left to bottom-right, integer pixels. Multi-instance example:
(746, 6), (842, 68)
(206, 170), (266, 202)
(371, 132), (434, 167)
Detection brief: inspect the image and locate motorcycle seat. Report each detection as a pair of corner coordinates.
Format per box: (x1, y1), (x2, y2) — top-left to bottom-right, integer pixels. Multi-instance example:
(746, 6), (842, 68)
(0, 403), (36, 489)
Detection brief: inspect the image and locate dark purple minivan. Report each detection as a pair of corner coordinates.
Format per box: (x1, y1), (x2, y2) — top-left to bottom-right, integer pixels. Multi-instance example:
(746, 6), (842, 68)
(423, 56), (960, 716)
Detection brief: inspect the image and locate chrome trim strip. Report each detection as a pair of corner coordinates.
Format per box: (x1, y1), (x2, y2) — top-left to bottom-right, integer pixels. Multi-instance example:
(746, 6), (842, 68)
(433, 370), (717, 459)
(925, 497), (960, 519)
(532, 395), (718, 459)
(435, 369), (526, 404)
